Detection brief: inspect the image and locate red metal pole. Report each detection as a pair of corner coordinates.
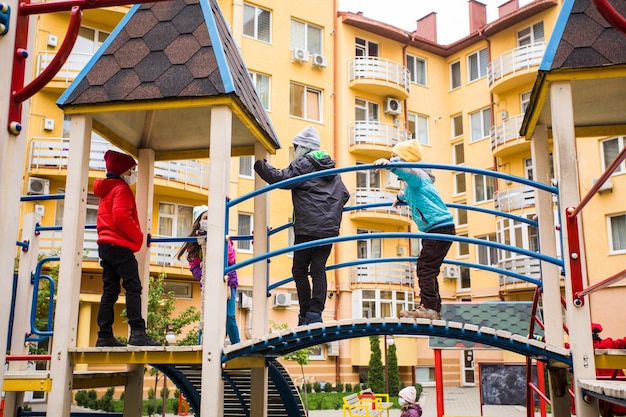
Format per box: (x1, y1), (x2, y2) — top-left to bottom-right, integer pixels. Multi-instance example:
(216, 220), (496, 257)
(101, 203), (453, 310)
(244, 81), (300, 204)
(593, 0), (626, 35)
(565, 208), (585, 306)
(537, 361), (547, 417)
(5, 354), (51, 361)
(435, 349), (444, 417)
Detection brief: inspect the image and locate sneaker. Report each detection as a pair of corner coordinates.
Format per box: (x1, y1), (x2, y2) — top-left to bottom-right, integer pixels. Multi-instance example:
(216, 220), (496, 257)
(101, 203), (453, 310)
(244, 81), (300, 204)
(96, 336), (126, 347)
(128, 331), (161, 346)
(297, 315), (306, 326)
(399, 306), (441, 320)
(304, 311), (323, 325)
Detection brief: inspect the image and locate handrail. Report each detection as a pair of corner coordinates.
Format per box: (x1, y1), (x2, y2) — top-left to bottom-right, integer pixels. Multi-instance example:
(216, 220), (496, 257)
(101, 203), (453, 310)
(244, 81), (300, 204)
(593, 0), (626, 35)
(27, 257), (59, 342)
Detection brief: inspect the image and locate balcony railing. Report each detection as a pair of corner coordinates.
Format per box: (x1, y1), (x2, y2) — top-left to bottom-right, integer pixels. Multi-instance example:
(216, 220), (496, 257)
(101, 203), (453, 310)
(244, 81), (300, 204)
(29, 136), (210, 190)
(37, 229), (188, 268)
(350, 187), (411, 219)
(350, 261), (414, 286)
(348, 56), (411, 96)
(493, 185), (535, 212)
(348, 121), (411, 150)
(37, 51), (93, 85)
(490, 114), (525, 152)
(487, 43), (545, 88)
(498, 256), (541, 286)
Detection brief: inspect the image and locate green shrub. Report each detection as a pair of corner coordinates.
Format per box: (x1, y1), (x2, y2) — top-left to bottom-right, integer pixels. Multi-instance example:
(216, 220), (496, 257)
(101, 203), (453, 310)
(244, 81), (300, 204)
(324, 382), (333, 393)
(75, 390), (88, 407)
(305, 383), (312, 394)
(147, 387), (155, 400)
(414, 384), (423, 401)
(335, 382), (344, 393)
(345, 383), (352, 392)
(313, 382), (321, 392)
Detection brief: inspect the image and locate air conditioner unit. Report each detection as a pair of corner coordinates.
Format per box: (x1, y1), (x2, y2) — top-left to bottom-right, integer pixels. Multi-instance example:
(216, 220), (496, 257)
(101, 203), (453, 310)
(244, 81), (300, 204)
(239, 292), (252, 309)
(384, 98), (402, 116)
(27, 177), (50, 195)
(592, 177), (613, 194)
(292, 48), (309, 63)
(327, 341), (339, 356)
(312, 54), (328, 68)
(272, 292), (292, 308)
(443, 265), (461, 280)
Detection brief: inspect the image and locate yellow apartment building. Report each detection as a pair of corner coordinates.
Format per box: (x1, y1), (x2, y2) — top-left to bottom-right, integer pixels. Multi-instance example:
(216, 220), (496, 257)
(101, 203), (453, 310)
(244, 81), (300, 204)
(17, 0), (626, 400)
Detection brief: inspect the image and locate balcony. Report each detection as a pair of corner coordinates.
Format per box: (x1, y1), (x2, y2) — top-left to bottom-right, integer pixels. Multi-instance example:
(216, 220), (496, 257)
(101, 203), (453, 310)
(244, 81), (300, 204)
(490, 114), (529, 156)
(349, 187), (412, 225)
(348, 121), (411, 157)
(37, 51), (93, 89)
(487, 43), (545, 94)
(498, 256), (541, 292)
(37, 229), (188, 270)
(28, 136), (210, 192)
(493, 185), (535, 213)
(348, 57), (410, 99)
(350, 262), (414, 286)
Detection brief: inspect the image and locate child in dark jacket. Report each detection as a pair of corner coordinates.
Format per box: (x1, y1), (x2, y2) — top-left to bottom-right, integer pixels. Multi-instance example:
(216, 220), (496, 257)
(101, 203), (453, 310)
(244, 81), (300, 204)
(399, 386), (422, 417)
(93, 150), (159, 347)
(176, 205), (240, 344)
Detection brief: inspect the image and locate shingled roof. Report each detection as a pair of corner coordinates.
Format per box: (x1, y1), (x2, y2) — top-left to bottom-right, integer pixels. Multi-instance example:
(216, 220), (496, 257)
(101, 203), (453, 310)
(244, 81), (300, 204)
(57, 0), (280, 159)
(521, 0), (626, 138)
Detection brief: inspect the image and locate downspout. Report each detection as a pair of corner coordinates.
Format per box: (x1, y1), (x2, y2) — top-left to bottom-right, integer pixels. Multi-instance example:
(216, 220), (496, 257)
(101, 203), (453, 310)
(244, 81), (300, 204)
(332, 0), (340, 385)
(479, 28), (499, 189)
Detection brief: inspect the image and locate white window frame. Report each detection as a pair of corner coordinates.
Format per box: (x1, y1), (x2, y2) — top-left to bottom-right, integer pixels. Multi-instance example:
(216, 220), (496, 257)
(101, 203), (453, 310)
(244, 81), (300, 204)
(406, 54), (427, 86)
(289, 82), (322, 122)
(457, 232), (469, 258)
(601, 136), (626, 173)
(608, 213), (626, 253)
(521, 91), (532, 114)
(517, 21), (545, 46)
(467, 47), (488, 82)
(355, 289), (414, 319)
(356, 37), (379, 57)
(243, 3), (271, 43)
(308, 345), (325, 360)
(408, 113), (429, 145)
(450, 60), (461, 90)
(355, 98), (379, 122)
(473, 173), (495, 204)
(249, 71), (270, 110)
(453, 142), (466, 196)
(459, 266), (471, 291)
(237, 212), (253, 253)
(290, 19), (322, 55)
(469, 107), (491, 142)
(456, 206), (468, 228)
(477, 234), (498, 266)
(239, 156), (254, 178)
(452, 114), (463, 138)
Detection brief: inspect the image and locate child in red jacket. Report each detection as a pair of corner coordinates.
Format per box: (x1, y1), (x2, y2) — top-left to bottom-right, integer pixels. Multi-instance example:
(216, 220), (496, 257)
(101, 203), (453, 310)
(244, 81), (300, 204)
(93, 150), (159, 347)
(592, 323), (626, 416)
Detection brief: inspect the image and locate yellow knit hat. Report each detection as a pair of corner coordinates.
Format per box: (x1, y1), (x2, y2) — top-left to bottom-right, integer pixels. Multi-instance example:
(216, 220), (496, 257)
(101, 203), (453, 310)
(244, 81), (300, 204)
(391, 140), (423, 162)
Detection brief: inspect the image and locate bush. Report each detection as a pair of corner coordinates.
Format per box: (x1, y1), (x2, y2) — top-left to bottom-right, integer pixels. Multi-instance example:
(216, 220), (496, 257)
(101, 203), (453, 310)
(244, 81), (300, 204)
(75, 390), (88, 407)
(414, 384), (423, 401)
(147, 387), (155, 400)
(324, 382), (333, 393)
(335, 382), (344, 393)
(313, 382), (321, 393)
(345, 383), (352, 392)
(305, 383), (312, 394)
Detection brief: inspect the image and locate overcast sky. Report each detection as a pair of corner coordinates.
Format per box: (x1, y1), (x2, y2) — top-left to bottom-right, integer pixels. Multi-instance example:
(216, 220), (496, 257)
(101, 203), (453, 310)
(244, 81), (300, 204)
(338, 0), (534, 44)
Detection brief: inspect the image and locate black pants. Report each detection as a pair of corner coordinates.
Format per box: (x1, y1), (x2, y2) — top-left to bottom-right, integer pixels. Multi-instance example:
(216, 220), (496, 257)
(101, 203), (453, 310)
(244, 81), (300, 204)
(97, 244), (145, 336)
(292, 235), (333, 316)
(417, 225), (456, 312)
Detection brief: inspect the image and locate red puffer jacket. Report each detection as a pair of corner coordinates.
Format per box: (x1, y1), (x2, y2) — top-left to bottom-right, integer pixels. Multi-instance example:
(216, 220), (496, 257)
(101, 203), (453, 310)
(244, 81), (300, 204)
(93, 177), (143, 253)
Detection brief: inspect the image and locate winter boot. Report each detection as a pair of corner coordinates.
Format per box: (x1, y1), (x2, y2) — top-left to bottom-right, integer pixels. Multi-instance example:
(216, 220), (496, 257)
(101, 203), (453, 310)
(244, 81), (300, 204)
(96, 334), (126, 347)
(128, 330), (161, 346)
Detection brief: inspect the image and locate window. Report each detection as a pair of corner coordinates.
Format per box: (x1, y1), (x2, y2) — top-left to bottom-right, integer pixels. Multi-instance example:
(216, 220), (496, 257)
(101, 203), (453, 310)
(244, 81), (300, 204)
(474, 174), (495, 203)
(457, 233), (469, 258)
(456, 206), (468, 227)
(355, 37), (378, 57)
(249, 71), (270, 110)
(237, 213), (253, 252)
(355, 98), (379, 122)
(291, 19), (322, 55)
(608, 214), (626, 253)
(308, 345), (325, 360)
(163, 282), (193, 299)
(243, 3), (271, 42)
(289, 82), (322, 121)
(158, 203), (193, 265)
(601, 137), (626, 173)
(68, 26), (109, 74)
(467, 48), (488, 82)
(521, 91), (532, 114)
(239, 156), (254, 178)
(477, 234), (498, 266)
(356, 166), (381, 191)
(408, 113), (429, 145)
(406, 54), (426, 86)
(469, 107), (491, 142)
(496, 215), (538, 263)
(453, 143), (466, 195)
(355, 289), (414, 319)
(517, 21), (545, 46)
(450, 61), (461, 89)
(357, 229), (382, 260)
(525, 154), (554, 181)
(459, 266), (471, 290)
(452, 114), (463, 138)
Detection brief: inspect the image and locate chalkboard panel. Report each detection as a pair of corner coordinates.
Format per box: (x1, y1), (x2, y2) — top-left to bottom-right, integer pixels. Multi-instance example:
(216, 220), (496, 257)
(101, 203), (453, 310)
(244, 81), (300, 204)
(479, 363), (538, 406)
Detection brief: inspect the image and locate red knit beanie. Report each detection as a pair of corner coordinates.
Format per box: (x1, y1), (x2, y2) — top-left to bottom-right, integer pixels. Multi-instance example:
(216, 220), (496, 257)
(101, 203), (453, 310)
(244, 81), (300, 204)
(104, 150), (136, 176)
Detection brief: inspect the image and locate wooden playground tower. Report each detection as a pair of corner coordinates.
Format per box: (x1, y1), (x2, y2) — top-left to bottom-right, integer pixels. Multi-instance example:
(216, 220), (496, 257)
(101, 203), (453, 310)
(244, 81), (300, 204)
(1, 0), (626, 416)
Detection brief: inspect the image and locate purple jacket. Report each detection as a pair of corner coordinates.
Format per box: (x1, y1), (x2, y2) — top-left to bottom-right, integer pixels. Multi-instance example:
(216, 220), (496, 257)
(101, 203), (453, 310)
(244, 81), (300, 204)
(188, 240), (238, 288)
(401, 403), (422, 417)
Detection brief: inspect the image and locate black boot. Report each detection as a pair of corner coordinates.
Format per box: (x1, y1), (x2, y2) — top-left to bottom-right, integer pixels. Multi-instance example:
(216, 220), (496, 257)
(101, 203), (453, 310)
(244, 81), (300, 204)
(128, 330), (161, 346)
(96, 334), (126, 347)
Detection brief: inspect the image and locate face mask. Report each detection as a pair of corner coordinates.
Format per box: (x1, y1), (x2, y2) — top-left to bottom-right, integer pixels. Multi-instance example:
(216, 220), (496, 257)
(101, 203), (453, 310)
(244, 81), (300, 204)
(198, 219), (208, 232)
(398, 398), (406, 406)
(390, 156), (402, 163)
(294, 146), (310, 159)
(122, 171), (137, 186)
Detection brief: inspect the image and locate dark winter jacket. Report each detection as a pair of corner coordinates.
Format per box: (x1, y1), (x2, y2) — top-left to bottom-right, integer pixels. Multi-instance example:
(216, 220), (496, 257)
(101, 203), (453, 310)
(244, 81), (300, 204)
(93, 176), (143, 252)
(254, 150), (349, 238)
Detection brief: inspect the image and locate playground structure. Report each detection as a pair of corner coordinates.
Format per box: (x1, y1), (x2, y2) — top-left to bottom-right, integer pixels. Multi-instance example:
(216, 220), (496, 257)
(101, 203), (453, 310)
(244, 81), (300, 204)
(2, 0), (626, 416)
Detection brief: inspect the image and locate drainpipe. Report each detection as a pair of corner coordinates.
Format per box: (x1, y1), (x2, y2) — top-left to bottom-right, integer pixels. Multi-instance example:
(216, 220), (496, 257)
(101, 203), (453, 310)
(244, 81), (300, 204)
(332, 0), (341, 385)
(479, 29), (500, 188)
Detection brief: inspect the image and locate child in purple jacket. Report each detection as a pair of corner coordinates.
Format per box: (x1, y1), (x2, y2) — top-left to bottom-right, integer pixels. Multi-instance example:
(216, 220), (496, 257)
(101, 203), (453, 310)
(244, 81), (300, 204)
(399, 386), (422, 417)
(176, 205), (240, 344)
